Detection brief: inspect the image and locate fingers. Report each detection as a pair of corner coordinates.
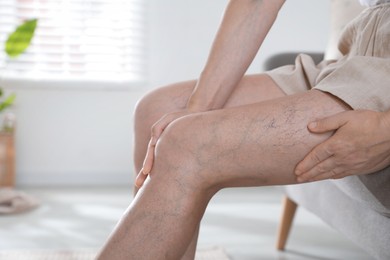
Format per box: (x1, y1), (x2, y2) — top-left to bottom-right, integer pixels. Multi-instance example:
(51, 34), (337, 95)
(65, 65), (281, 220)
(141, 115), (172, 175)
(150, 124), (163, 146)
(137, 137), (157, 188)
(295, 111), (353, 182)
(150, 113), (175, 143)
(308, 111), (349, 134)
(135, 170), (148, 188)
(142, 138), (156, 175)
(308, 169), (348, 182)
(137, 111), (189, 188)
(295, 141), (333, 177)
(296, 156), (339, 182)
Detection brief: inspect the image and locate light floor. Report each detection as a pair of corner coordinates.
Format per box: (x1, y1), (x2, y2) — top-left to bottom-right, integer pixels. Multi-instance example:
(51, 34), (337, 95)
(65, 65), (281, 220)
(0, 186), (373, 260)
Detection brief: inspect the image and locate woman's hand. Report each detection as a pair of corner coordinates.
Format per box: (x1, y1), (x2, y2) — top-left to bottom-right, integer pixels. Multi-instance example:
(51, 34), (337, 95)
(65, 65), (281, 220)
(295, 110), (390, 182)
(135, 110), (193, 188)
(135, 0), (286, 188)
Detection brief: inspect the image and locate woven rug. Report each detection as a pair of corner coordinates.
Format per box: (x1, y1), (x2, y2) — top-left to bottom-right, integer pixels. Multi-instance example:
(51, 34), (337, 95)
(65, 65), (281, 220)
(0, 247), (230, 260)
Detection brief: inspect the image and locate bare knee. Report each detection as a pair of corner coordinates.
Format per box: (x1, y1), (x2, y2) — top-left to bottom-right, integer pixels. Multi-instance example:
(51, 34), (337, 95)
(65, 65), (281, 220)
(134, 83), (194, 130)
(151, 115), (217, 193)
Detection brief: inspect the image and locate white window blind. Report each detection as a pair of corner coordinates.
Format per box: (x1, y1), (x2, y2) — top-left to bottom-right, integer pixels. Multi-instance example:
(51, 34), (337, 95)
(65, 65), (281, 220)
(0, 0), (147, 82)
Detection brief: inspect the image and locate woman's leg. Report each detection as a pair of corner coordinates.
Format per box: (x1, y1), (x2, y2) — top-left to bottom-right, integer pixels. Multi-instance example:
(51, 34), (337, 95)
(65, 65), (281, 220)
(132, 74), (286, 259)
(104, 79), (350, 259)
(133, 75), (285, 174)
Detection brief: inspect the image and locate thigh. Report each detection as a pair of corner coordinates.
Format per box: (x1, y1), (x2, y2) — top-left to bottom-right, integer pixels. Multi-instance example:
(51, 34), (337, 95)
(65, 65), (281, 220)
(156, 90), (351, 189)
(134, 74), (285, 166)
(134, 73), (285, 174)
(139, 74), (286, 117)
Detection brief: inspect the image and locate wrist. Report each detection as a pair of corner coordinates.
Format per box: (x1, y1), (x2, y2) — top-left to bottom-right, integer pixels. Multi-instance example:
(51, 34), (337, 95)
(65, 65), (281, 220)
(186, 90), (215, 112)
(186, 73), (222, 112)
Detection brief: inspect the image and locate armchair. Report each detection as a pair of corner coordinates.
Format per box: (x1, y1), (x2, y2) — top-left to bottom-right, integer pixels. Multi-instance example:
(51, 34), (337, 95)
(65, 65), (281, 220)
(265, 1), (390, 259)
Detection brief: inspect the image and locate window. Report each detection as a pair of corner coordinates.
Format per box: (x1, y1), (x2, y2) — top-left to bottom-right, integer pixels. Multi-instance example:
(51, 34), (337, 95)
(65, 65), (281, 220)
(0, 0), (147, 83)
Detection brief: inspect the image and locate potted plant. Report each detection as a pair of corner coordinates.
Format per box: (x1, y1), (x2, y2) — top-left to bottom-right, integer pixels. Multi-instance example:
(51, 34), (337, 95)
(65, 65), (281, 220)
(0, 18), (37, 132)
(0, 19), (37, 187)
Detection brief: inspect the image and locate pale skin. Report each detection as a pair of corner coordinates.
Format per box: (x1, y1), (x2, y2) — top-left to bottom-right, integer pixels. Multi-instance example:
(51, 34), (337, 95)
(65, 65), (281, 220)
(96, 0), (388, 259)
(296, 109), (390, 182)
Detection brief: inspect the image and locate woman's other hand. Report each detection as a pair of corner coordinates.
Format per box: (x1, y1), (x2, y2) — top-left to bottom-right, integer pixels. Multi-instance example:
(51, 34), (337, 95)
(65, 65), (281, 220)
(135, 110), (193, 188)
(295, 110), (390, 182)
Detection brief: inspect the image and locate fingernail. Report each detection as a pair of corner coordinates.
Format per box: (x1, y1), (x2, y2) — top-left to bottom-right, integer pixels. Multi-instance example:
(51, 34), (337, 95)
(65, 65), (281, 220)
(135, 177), (141, 188)
(142, 168), (149, 175)
(308, 121), (317, 129)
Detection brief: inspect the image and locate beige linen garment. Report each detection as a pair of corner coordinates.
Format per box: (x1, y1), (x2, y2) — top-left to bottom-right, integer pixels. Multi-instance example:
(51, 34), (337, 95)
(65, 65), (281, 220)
(267, 3), (390, 112)
(267, 3), (390, 215)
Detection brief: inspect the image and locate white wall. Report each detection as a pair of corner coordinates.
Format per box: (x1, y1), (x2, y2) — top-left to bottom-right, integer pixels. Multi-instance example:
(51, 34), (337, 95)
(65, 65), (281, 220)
(5, 0), (330, 187)
(148, 0), (330, 87)
(4, 81), (143, 187)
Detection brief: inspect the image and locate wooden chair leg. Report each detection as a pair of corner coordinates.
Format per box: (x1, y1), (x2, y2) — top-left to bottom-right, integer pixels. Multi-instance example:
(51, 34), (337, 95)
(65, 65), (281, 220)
(276, 196), (298, 251)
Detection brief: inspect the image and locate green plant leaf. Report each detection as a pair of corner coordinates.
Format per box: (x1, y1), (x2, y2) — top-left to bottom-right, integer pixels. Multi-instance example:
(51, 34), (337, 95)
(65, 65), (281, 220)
(5, 19), (38, 58)
(0, 93), (16, 112)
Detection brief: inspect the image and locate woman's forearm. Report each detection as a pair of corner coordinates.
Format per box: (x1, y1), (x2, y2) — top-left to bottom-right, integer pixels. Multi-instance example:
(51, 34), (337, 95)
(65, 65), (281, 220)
(187, 0), (285, 112)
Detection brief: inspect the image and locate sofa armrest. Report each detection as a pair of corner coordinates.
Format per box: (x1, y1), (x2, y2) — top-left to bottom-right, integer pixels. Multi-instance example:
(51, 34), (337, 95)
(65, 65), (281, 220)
(263, 52), (324, 71)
